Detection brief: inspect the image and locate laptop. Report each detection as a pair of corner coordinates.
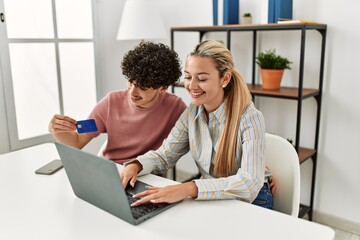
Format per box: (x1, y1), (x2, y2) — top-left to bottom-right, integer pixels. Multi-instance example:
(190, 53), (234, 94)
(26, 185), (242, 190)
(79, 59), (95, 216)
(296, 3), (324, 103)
(55, 142), (179, 225)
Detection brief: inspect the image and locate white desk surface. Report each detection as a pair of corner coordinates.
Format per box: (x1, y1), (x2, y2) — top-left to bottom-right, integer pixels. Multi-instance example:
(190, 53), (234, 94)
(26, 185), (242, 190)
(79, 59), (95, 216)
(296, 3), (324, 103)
(0, 143), (335, 240)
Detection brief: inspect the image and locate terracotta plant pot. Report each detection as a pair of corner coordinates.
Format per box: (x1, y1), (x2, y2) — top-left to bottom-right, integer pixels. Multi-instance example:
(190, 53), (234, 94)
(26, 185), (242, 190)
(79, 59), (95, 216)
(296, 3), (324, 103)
(260, 69), (284, 90)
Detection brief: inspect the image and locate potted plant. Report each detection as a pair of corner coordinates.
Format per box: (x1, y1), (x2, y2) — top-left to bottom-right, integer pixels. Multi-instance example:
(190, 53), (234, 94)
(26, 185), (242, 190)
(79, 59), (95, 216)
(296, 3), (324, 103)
(242, 12), (252, 24)
(256, 49), (292, 90)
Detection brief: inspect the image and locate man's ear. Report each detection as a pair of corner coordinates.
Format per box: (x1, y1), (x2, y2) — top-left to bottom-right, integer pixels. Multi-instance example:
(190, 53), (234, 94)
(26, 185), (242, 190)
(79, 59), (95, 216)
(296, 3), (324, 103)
(159, 86), (168, 93)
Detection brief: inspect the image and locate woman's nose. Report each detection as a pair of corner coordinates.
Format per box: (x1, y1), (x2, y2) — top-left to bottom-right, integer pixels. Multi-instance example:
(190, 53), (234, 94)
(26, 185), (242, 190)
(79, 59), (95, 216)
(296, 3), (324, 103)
(188, 78), (197, 89)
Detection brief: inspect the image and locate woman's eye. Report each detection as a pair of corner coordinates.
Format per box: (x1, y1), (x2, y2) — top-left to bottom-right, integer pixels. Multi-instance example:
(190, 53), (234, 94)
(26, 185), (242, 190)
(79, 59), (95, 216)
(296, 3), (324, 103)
(198, 78), (207, 82)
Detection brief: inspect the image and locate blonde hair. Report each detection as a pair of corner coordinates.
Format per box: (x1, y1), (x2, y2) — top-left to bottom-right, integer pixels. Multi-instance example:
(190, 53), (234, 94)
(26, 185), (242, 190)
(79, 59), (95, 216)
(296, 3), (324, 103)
(190, 40), (252, 177)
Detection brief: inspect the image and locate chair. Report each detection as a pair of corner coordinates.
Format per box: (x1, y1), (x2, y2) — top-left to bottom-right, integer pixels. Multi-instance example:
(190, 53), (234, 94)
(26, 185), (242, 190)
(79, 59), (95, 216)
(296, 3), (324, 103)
(97, 140), (107, 157)
(265, 133), (300, 217)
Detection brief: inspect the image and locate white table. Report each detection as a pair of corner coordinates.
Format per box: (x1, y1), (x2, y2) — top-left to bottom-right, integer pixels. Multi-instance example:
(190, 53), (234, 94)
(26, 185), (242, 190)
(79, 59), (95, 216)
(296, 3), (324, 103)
(0, 143), (335, 240)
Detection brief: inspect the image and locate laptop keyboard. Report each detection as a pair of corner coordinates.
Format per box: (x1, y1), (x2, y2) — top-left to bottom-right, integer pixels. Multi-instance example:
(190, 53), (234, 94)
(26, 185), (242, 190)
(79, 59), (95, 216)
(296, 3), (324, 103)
(126, 193), (167, 219)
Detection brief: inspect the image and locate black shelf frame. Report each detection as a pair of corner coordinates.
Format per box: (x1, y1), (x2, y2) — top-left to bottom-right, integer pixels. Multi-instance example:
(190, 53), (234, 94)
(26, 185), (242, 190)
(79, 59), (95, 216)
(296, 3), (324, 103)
(170, 23), (327, 221)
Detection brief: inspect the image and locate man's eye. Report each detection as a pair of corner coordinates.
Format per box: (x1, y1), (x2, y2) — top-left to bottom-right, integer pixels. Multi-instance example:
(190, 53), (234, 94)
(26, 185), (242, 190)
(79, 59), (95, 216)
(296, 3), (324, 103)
(138, 85), (148, 90)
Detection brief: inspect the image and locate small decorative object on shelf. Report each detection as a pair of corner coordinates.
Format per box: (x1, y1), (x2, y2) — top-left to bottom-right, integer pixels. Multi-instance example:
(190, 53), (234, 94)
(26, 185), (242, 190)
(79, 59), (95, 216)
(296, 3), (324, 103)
(242, 12), (252, 24)
(256, 49), (292, 90)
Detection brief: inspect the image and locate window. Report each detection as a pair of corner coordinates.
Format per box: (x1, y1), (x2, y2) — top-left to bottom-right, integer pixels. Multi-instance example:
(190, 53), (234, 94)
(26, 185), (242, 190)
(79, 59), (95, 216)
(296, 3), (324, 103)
(0, 0), (98, 150)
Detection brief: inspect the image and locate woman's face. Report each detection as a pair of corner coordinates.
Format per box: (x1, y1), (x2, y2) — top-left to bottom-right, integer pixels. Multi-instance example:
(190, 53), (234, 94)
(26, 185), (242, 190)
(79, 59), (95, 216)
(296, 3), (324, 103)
(184, 56), (229, 113)
(127, 81), (166, 109)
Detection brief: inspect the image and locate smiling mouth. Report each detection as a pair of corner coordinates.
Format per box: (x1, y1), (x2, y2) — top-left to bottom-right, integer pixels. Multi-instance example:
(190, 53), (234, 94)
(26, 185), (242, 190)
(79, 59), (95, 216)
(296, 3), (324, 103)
(131, 96), (142, 101)
(190, 92), (204, 98)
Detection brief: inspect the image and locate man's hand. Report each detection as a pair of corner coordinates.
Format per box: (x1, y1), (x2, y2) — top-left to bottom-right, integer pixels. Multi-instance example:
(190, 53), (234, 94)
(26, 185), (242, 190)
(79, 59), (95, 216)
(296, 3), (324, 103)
(49, 114), (77, 134)
(48, 114), (93, 149)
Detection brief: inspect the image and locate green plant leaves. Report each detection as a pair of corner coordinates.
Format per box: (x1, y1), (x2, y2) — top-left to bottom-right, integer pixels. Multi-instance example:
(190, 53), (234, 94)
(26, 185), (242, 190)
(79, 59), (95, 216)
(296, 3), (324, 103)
(256, 49), (292, 70)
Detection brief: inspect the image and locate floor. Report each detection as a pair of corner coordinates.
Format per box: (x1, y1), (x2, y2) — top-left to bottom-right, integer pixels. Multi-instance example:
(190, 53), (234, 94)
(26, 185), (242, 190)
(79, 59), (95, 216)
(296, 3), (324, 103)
(313, 214), (360, 240)
(333, 228), (360, 240)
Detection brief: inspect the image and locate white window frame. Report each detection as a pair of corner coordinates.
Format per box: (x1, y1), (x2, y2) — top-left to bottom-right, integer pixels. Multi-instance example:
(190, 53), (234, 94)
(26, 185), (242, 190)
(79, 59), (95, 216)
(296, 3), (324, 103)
(0, 0), (101, 151)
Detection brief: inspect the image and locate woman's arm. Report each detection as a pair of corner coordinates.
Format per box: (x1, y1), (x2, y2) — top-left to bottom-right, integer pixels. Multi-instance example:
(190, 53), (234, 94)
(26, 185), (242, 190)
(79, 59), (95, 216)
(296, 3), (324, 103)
(194, 104), (266, 203)
(129, 104), (266, 205)
(136, 106), (194, 175)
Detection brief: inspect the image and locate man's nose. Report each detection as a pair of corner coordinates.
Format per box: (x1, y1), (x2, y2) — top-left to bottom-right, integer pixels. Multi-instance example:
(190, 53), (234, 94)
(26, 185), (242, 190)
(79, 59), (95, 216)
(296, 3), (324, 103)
(128, 84), (137, 94)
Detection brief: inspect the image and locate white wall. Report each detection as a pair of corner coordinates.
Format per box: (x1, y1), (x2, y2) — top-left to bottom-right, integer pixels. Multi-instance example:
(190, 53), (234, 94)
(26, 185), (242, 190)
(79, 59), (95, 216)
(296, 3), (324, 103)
(308, 0), (360, 224)
(96, 0), (360, 226)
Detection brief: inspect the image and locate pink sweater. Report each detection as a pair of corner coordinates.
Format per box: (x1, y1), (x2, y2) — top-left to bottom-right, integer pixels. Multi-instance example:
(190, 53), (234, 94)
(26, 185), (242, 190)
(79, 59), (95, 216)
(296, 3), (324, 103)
(89, 90), (186, 164)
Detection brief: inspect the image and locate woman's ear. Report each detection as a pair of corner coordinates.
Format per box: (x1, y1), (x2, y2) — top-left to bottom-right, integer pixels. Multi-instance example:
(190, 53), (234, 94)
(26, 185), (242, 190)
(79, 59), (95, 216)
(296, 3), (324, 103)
(221, 72), (231, 88)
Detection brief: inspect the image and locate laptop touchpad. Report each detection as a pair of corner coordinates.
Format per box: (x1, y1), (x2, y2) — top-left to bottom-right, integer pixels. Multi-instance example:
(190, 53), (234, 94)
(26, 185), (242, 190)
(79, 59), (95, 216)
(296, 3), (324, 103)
(125, 181), (150, 195)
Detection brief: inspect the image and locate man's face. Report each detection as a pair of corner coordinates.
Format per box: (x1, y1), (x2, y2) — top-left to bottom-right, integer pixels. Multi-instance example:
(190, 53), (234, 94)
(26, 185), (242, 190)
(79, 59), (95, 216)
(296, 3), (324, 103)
(127, 81), (167, 109)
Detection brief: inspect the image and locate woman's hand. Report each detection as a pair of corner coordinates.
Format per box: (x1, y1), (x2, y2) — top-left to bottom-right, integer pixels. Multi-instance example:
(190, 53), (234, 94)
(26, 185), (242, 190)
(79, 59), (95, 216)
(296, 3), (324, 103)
(269, 176), (276, 196)
(130, 182), (198, 207)
(120, 161), (142, 188)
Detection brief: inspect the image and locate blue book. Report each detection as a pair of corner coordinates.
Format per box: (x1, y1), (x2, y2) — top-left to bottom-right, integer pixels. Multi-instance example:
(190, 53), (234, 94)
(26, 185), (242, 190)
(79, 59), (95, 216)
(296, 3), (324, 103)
(213, 0), (218, 25)
(223, 0), (239, 24)
(213, 0), (239, 25)
(268, 0), (275, 23)
(268, 0), (293, 23)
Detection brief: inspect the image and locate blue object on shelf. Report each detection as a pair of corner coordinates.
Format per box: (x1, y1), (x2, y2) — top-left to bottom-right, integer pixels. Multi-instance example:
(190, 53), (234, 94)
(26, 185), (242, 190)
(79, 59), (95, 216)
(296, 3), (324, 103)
(213, 0), (239, 25)
(223, 0), (239, 24)
(213, 0), (218, 25)
(268, 0), (293, 23)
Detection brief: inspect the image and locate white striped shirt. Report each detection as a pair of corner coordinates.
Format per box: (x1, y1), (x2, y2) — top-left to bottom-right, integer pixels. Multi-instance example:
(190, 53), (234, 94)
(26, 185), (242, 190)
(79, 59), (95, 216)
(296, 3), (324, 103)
(137, 101), (266, 203)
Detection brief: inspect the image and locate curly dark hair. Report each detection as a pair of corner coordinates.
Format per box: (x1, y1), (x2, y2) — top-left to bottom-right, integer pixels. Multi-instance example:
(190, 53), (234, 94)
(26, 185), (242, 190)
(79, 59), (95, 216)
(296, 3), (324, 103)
(121, 42), (182, 89)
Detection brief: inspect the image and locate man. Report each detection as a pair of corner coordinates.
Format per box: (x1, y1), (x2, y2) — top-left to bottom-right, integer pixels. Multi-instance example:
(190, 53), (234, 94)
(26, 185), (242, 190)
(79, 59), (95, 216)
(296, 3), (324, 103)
(49, 42), (187, 164)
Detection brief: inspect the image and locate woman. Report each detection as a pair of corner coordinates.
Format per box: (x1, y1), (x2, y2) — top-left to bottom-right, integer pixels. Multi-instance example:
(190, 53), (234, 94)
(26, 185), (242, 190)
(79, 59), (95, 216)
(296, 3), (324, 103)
(121, 40), (273, 209)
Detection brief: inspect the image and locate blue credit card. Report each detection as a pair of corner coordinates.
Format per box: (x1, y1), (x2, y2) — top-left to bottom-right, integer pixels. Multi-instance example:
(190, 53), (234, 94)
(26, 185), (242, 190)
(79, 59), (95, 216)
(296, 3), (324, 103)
(75, 119), (98, 134)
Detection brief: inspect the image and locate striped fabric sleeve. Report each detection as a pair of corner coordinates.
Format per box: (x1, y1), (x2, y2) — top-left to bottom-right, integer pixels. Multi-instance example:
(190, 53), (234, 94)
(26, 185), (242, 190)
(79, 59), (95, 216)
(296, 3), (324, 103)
(137, 106), (192, 175)
(194, 106), (266, 203)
